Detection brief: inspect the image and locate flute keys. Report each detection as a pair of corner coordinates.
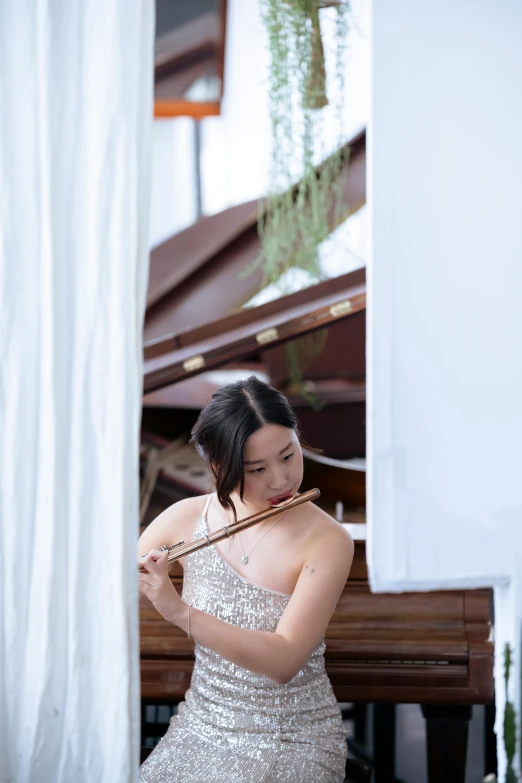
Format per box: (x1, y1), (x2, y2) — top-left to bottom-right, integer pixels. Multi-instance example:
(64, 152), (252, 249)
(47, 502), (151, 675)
(168, 541), (185, 550)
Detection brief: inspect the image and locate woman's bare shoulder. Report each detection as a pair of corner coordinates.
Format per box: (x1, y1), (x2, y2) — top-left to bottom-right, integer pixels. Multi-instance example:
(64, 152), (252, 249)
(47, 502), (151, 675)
(296, 504), (354, 585)
(299, 502), (354, 552)
(137, 494), (210, 555)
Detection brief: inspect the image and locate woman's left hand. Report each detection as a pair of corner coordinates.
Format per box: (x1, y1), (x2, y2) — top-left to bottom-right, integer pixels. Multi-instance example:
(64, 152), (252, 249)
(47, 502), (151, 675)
(138, 548), (183, 624)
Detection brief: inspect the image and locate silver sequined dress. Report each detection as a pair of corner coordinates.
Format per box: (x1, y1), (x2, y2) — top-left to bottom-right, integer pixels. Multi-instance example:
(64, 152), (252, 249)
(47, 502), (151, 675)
(139, 495), (347, 782)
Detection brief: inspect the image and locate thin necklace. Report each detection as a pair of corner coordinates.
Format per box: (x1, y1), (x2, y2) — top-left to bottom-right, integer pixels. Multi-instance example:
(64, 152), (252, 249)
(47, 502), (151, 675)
(237, 510), (288, 565)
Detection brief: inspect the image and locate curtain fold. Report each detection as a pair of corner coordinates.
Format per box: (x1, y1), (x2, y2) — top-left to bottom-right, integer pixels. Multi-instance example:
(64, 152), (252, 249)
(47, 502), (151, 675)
(0, 2), (153, 781)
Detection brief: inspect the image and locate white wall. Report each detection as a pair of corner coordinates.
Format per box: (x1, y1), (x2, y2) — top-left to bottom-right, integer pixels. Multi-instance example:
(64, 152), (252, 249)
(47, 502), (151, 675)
(369, 1), (522, 775)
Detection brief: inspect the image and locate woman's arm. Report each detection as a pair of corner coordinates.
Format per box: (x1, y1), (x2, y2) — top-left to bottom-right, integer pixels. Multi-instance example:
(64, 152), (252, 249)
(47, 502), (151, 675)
(139, 524), (354, 684)
(137, 496), (203, 557)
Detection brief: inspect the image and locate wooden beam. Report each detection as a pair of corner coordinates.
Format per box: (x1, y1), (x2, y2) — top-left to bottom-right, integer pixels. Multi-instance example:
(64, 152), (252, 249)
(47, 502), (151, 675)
(154, 100), (220, 118)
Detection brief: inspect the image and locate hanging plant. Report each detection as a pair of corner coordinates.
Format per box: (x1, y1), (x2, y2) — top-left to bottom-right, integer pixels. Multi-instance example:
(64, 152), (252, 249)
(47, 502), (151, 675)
(258, 0), (350, 291)
(286, 328), (330, 410)
(503, 643), (517, 783)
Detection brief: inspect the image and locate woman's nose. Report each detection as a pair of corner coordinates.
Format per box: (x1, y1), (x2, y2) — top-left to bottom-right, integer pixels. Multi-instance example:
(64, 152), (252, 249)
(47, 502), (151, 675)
(267, 466), (288, 489)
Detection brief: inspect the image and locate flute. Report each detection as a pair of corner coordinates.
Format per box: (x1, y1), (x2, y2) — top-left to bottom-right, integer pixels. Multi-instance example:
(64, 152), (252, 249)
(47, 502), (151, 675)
(139, 488), (320, 572)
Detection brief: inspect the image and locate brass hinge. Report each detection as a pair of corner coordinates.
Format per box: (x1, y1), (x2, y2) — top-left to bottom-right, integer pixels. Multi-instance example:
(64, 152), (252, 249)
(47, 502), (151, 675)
(256, 327), (279, 345)
(330, 300), (352, 318)
(182, 355), (205, 373)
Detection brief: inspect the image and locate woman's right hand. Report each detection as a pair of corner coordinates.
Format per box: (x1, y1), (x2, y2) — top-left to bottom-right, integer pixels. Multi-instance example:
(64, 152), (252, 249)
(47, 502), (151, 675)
(138, 548), (184, 626)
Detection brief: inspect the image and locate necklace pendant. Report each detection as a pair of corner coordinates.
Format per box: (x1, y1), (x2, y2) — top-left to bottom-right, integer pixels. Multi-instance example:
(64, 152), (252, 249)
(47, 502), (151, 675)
(241, 556), (249, 565)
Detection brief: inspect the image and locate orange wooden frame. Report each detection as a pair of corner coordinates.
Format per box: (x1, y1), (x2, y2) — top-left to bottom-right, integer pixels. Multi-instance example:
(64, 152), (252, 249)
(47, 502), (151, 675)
(154, 99), (221, 119)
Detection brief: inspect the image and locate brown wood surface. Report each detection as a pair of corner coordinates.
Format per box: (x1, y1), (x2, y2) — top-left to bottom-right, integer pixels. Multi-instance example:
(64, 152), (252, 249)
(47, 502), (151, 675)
(302, 458), (366, 510)
(144, 224), (264, 342)
(147, 200), (259, 310)
(153, 100), (221, 119)
(264, 307), (366, 387)
(294, 400), (366, 459)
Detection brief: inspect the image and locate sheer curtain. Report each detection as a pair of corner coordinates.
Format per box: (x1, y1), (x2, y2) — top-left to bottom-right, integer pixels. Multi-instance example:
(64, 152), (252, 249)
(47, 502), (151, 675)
(0, 2), (153, 781)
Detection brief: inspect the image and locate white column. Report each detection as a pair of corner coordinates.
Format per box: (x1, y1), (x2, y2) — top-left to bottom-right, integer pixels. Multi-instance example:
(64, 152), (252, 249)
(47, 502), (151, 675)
(369, 1), (522, 775)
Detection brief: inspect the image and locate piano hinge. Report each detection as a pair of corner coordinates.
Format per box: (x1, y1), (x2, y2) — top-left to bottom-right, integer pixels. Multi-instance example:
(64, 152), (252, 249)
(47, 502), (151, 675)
(330, 300), (352, 318)
(183, 355), (205, 373)
(256, 327), (279, 345)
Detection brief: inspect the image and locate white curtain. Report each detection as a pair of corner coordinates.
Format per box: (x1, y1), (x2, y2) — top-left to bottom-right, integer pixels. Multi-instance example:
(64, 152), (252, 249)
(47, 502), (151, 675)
(0, 2), (153, 782)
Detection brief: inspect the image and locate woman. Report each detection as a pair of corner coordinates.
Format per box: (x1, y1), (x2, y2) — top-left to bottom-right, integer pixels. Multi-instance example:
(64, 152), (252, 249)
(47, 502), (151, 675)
(138, 376), (354, 783)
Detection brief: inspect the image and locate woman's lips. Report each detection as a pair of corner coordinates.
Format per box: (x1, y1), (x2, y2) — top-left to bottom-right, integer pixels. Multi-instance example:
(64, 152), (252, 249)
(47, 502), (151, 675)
(268, 491), (293, 505)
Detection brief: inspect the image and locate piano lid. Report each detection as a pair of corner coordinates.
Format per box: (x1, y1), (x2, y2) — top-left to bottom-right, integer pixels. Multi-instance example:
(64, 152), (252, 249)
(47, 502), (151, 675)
(143, 268), (366, 393)
(144, 129), (366, 342)
(147, 199), (258, 310)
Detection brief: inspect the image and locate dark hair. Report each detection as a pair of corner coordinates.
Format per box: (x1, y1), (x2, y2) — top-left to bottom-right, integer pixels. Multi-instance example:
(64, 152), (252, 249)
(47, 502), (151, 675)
(190, 376), (299, 518)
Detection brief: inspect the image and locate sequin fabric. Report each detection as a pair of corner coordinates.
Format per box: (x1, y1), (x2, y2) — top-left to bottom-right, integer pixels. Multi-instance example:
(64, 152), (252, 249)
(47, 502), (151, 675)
(139, 498), (347, 782)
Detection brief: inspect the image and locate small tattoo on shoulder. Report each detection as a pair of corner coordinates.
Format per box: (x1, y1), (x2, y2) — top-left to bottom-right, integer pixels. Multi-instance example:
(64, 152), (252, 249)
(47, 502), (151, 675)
(304, 563), (317, 577)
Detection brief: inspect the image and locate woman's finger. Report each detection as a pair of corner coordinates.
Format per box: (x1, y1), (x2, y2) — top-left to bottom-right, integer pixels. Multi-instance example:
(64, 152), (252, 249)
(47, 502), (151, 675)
(148, 549), (170, 572)
(148, 548), (168, 563)
(149, 546), (168, 556)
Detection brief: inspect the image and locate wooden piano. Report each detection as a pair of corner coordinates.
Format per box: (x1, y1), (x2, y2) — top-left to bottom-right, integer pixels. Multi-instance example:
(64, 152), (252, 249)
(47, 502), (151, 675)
(139, 268), (494, 783)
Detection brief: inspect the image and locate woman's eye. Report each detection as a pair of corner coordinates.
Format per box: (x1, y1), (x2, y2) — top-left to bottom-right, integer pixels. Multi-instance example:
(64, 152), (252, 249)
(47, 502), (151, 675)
(247, 453), (294, 474)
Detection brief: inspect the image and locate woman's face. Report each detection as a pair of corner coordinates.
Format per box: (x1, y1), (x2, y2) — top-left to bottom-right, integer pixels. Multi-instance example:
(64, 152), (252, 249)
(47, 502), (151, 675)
(239, 423), (303, 509)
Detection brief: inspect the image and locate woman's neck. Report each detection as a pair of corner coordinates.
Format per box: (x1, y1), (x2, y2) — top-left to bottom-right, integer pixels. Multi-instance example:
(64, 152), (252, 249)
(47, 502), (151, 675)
(229, 493), (266, 519)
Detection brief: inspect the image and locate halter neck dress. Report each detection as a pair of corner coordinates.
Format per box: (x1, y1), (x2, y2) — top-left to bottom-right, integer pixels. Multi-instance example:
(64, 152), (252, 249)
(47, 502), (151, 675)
(139, 494), (347, 783)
